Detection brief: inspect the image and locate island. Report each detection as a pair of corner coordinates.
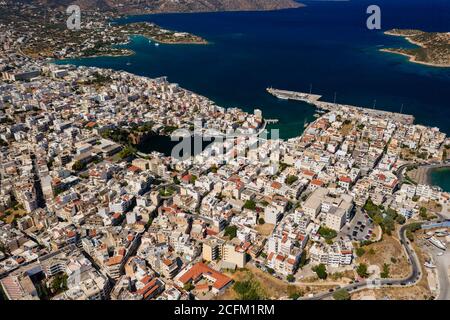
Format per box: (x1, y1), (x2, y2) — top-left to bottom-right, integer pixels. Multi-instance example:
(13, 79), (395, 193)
(381, 29), (450, 67)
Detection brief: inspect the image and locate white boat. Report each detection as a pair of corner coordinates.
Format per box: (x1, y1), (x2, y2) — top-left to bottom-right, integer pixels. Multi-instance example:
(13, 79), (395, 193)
(428, 236), (447, 250)
(155, 43), (160, 47)
(424, 260), (436, 269)
(437, 252), (444, 256)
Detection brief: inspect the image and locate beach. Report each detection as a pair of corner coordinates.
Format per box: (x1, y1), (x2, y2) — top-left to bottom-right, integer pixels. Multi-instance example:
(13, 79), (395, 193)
(407, 164), (450, 189)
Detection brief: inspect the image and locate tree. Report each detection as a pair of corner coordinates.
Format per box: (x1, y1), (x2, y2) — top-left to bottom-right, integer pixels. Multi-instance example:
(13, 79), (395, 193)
(183, 282), (195, 292)
(51, 273), (68, 293)
(356, 263), (369, 278)
(419, 207), (428, 219)
(318, 226), (337, 240)
(312, 264), (328, 280)
(395, 215), (406, 225)
(118, 146), (135, 159)
(233, 280), (264, 300)
(285, 175), (298, 185)
(333, 289), (351, 300)
(258, 218), (265, 225)
(356, 247), (366, 257)
(380, 263), (390, 278)
(189, 175), (198, 184)
(406, 229), (414, 242)
(286, 274), (295, 283)
(243, 200), (256, 211)
(72, 160), (86, 171)
(298, 250), (308, 269)
(224, 225), (237, 239)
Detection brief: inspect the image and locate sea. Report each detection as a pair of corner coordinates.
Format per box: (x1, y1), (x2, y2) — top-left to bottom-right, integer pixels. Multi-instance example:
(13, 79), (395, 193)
(56, 0), (450, 188)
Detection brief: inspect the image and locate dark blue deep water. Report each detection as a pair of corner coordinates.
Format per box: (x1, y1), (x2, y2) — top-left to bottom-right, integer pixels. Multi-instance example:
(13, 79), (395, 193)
(59, 0), (450, 140)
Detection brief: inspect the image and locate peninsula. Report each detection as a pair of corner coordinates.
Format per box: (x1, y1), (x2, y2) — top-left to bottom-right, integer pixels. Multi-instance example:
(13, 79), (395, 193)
(0, 2), (207, 60)
(382, 29), (450, 67)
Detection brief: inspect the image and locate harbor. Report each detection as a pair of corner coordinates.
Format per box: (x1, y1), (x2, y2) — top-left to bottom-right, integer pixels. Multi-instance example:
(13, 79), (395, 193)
(267, 87), (415, 125)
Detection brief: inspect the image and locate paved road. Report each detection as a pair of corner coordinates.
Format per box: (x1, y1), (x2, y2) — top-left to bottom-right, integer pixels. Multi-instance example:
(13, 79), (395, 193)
(436, 250), (450, 300)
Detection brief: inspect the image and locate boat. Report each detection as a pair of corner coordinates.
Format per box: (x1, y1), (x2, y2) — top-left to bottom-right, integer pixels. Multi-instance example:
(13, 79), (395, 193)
(155, 43), (160, 47)
(437, 252), (444, 256)
(126, 62), (131, 66)
(313, 113), (320, 118)
(424, 260), (436, 269)
(428, 236), (447, 250)
(435, 231), (448, 237)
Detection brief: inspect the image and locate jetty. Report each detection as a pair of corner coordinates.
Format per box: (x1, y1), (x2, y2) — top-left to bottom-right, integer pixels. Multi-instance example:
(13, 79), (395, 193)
(266, 88), (322, 105)
(266, 87), (415, 125)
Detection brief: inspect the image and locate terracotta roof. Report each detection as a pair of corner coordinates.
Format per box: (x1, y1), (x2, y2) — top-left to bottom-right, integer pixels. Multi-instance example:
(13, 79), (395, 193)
(178, 262), (232, 291)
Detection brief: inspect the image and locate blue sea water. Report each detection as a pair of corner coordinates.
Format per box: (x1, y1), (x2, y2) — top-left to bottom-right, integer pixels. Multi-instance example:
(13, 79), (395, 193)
(57, 0), (450, 186)
(430, 167), (450, 192)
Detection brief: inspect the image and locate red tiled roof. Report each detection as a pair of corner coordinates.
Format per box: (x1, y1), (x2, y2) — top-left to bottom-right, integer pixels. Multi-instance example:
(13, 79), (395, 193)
(178, 262), (232, 291)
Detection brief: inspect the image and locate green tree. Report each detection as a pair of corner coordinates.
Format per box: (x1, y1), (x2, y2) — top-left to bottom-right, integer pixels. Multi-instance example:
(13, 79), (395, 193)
(380, 263), (390, 278)
(356, 263), (369, 278)
(183, 282), (195, 291)
(233, 280), (264, 300)
(318, 226), (337, 240)
(298, 251), (308, 269)
(395, 215), (406, 225)
(243, 200), (256, 211)
(356, 247), (366, 257)
(333, 289), (351, 300)
(258, 218), (265, 225)
(286, 274), (295, 283)
(419, 207), (428, 219)
(224, 225), (238, 239)
(72, 160), (86, 171)
(51, 273), (68, 293)
(285, 175), (298, 185)
(312, 264), (328, 280)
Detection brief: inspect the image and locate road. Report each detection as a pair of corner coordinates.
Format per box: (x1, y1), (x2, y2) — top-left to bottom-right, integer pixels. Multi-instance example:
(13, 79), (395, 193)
(436, 250), (450, 300)
(302, 222), (423, 300)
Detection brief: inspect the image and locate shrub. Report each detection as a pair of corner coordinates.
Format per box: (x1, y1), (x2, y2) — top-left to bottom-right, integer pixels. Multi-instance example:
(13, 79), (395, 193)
(333, 289), (351, 300)
(312, 264), (328, 280)
(356, 263), (369, 278)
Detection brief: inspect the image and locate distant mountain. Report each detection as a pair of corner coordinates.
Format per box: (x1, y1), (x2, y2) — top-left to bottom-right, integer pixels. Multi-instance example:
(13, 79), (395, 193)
(31, 0), (304, 14)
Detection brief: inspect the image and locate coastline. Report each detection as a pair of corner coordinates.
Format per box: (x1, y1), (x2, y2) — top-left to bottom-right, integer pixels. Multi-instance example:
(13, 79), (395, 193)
(382, 30), (450, 68)
(408, 163), (450, 187)
(379, 48), (450, 68)
(427, 165), (450, 190)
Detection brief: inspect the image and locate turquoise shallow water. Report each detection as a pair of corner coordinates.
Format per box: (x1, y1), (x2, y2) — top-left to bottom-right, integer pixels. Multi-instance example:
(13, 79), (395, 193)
(430, 167), (450, 192)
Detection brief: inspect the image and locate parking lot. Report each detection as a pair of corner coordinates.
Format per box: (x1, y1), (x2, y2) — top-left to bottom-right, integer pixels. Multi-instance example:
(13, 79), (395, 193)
(339, 208), (375, 242)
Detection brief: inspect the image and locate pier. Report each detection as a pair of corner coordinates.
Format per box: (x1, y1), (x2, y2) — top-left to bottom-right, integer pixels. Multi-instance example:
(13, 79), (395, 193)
(266, 87), (415, 125)
(266, 88), (322, 105)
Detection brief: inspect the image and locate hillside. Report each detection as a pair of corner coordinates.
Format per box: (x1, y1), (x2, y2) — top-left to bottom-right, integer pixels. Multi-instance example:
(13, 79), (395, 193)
(30, 0), (304, 14)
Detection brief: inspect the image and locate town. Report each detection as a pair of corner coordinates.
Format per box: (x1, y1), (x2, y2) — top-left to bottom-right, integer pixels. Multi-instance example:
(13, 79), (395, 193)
(0, 0), (449, 302)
